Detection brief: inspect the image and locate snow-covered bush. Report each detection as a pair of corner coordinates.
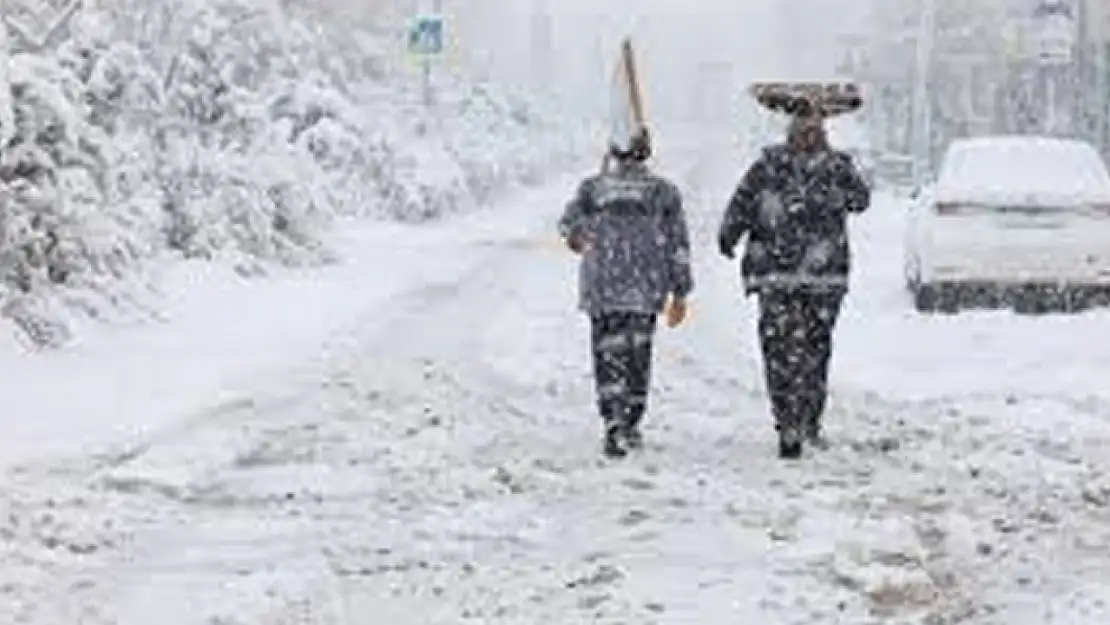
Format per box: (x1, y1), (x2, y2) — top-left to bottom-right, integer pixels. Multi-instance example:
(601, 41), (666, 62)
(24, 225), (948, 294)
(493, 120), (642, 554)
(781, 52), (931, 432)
(0, 0), (586, 348)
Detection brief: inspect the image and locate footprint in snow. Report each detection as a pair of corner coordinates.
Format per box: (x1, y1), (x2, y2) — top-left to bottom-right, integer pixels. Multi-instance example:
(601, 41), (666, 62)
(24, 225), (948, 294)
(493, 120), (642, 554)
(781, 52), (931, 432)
(619, 509), (651, 527)
(621, 477), (655, 491)
(565, 564), (625, 589)
(578, 593), (612, 609)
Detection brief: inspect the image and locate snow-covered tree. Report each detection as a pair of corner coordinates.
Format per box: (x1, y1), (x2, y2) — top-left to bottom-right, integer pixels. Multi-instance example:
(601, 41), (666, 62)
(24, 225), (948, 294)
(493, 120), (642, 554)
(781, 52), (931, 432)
(0, 0), (582, 347)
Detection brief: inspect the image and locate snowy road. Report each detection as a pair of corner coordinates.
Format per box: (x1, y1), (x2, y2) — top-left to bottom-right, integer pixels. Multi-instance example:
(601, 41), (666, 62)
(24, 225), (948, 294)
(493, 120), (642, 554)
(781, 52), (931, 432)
(5, 168), (1110, 623)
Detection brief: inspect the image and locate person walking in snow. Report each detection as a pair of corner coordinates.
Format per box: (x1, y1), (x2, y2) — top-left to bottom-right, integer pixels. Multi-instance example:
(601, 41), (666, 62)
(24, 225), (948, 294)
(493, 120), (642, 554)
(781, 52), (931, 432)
(717, 113), (870, 459)
(559, 127), (694, 459)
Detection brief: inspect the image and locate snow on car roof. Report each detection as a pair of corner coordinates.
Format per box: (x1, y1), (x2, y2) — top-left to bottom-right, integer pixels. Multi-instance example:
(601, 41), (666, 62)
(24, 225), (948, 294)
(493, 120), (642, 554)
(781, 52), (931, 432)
(935, 136), (1110, 206)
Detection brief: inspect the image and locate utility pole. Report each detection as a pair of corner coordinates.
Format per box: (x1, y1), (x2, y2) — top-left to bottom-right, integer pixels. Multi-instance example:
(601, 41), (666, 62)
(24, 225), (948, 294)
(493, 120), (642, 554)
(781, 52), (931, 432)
(864, 0), (901, 157)
(1080, 0), (1110, 153)
(1097, 2), (1110, 154)
(911, 0), (935, 186)
(415, 0), (444, 107)
(420, 0), (443, 107)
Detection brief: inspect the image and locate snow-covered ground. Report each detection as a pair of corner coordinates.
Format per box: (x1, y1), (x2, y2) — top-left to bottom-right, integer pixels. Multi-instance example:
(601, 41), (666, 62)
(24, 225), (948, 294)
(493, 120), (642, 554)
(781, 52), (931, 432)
(4, 142), (1110, 624)
(0, 177), (578, 466)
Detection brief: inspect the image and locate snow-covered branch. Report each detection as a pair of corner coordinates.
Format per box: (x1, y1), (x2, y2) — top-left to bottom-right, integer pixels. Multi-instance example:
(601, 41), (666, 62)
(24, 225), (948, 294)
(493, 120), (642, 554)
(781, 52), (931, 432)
(4, 0), (84, 54)
(0, 0), (84, 146)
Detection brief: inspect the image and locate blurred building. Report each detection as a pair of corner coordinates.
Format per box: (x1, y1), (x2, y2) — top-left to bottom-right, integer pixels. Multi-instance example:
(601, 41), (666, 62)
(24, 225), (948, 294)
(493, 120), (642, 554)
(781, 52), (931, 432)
(855, 0), (1110, 177)
(1078, 0), (1110, 158)
(1083, 0), (1109, 41)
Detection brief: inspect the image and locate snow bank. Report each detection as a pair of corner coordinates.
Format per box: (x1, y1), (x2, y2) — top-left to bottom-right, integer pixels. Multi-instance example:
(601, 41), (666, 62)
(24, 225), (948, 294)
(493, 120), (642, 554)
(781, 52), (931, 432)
(0, 0), (588, 348)
(0, 176), (579, 467)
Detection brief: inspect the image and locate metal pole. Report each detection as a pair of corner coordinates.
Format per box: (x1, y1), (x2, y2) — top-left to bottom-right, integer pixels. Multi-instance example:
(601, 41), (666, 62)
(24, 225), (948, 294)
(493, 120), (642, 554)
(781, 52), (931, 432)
(422, 0), (442, 107)
(1046, 68), (1057, 132)
(1078, 0), (1089, 137)
(911, 0), (935, 187)
(1087, 0), (1110, 153)
(1098, 11), (1110, 154)
(422, 57), (432, 106)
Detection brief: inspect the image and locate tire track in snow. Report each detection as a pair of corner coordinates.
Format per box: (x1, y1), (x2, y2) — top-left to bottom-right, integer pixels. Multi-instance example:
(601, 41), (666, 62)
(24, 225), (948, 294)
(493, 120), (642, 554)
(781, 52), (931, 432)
(7, 170), (1110, 623)
(0, 170), (916, 622)
(16, 180), (793, 623)
(678, 194), (1110, 623)
(637, 184), (1110, 623)
(0, 179), (582, 624)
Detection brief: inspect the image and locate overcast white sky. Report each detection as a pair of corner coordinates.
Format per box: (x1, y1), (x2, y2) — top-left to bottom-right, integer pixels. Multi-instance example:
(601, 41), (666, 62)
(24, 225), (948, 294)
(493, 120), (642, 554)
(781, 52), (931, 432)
(440, 0), (869, 122)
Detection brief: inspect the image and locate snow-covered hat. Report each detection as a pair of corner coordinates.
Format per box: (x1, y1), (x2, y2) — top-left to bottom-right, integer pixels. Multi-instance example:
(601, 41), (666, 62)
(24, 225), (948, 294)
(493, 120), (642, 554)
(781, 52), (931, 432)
(609, 125), (652, 161)
(750, 82), (862, 118)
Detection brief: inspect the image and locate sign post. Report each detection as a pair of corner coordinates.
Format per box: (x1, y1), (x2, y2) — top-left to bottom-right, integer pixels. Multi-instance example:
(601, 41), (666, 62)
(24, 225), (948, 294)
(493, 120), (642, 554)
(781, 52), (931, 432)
(1031, 0), (1077, 133)
(407, 4), (445, 107)
(911, 0), (935, 189)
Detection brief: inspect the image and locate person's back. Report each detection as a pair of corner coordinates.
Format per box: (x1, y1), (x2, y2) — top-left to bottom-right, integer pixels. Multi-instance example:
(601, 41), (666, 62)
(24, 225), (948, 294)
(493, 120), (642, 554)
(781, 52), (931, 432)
(563, 160), (689, 314)
(720, 118), (869, 295)
(559, 127), (693, 458)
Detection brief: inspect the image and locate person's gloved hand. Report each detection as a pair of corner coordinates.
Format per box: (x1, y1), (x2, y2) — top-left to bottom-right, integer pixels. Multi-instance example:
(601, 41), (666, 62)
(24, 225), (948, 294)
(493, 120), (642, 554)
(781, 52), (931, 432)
(564, 234), (584, 254)
(718, 235), (735, 259)
(665, 297), (688, 328)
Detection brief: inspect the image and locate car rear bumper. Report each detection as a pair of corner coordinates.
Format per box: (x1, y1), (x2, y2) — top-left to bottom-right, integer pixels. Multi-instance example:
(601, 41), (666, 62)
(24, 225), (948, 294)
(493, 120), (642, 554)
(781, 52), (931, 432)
(920, 259), (1110, 286)
(915, 280), (1110, 311)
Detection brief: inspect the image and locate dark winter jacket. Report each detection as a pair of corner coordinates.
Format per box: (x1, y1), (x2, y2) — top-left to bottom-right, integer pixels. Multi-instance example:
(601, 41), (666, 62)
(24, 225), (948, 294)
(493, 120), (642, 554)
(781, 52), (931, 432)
(559, 160), (693, 315)
(718, 143), (870, 295)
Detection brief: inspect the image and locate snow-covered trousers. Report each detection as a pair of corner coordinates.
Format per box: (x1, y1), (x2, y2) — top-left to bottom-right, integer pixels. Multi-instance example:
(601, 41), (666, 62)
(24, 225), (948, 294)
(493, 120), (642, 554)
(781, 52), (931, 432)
(756, 288), (844, 435)
(589, 312), (658, 430)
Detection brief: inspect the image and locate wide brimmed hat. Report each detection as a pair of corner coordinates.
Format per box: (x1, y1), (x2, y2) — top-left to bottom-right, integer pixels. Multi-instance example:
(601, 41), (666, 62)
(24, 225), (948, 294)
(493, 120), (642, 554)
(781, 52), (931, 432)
(750, 82), (863, 118)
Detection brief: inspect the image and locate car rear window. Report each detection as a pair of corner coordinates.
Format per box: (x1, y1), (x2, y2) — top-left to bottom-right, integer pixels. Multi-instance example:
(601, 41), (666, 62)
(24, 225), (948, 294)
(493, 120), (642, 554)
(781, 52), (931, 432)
(937, 138), (1110, 202)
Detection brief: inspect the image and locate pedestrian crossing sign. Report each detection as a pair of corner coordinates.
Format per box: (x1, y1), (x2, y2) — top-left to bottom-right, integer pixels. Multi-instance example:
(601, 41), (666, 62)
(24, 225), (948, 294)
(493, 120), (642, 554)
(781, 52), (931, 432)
(407, 13), (445, 57)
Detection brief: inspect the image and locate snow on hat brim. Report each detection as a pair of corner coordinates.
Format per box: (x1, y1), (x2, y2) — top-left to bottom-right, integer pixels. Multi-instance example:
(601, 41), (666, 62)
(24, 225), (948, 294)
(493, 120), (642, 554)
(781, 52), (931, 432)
(751, 82), (862, 117)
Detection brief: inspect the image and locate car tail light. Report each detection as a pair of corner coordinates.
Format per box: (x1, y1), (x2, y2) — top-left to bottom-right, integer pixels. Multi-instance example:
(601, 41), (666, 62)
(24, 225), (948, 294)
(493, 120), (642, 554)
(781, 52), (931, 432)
(934, 202), (995, 216)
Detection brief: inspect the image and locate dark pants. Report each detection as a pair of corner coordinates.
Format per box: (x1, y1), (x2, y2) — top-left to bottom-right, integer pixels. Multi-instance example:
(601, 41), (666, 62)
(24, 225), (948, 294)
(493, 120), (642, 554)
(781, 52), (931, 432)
(590, 312), (658, 430)
(756, 288), (844, 435)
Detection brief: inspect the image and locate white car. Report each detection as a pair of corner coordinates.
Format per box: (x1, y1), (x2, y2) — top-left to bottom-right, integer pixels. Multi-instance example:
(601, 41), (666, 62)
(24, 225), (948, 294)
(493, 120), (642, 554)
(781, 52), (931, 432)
(904, 135), (1110, 313)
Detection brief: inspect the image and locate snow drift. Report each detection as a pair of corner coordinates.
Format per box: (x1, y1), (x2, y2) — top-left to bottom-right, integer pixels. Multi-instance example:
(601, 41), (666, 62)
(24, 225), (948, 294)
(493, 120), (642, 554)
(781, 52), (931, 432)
(0, 0), (588, 348)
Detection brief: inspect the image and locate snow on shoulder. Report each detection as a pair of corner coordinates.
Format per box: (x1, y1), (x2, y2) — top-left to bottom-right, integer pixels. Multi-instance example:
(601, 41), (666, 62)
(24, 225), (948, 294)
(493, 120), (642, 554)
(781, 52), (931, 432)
(934, 136), (1110, 206)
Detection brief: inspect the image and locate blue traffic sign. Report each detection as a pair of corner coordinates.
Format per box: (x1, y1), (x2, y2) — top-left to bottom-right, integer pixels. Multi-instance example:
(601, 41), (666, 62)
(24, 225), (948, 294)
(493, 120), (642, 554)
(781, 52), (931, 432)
(408, 14), (445, 56)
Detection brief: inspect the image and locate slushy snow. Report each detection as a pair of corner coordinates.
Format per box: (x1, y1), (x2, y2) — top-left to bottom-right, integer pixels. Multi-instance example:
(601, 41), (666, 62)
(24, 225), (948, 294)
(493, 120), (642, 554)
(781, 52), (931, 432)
(2, 2), (1109, 621)
(3, 135), (1110, 623)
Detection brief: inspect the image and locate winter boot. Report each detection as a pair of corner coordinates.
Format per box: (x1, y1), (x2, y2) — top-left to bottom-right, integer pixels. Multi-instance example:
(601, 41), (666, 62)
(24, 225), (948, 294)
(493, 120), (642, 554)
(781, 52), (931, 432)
(778, 425), (803, 459)
(804, 419), (830, 450)
(603, 424), (627, 459)
(622, 426), (644, 450)
(622, 404), (645, 450)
